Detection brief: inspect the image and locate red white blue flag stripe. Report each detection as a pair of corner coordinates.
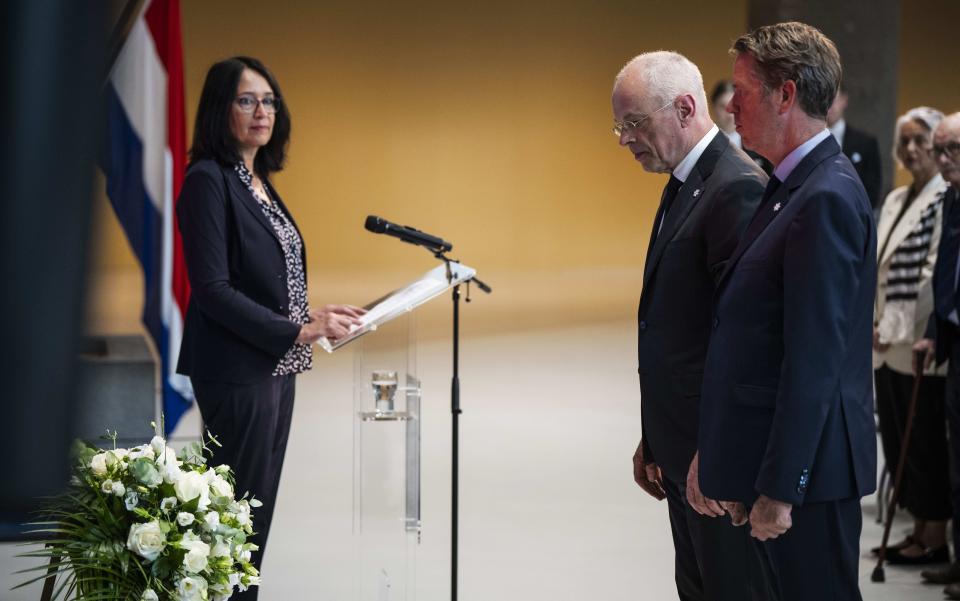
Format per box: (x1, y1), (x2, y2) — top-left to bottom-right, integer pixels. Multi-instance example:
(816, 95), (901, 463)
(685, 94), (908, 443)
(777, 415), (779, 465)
(102, 0), (192, 433)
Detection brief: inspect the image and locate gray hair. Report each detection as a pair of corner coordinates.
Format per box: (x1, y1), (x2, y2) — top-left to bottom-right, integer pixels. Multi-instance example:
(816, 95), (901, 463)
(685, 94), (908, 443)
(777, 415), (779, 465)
(614, 51), (709, 111)
(893, 106), (944, 163)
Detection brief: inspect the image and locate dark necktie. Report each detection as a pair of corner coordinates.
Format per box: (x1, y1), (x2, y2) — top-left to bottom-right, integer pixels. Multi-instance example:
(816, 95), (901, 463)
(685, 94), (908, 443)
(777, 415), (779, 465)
(661, 175), (683, 220)
(759, 176), (782, 208)
(644, 175), (683, 275)
(652, 175), (683, 245)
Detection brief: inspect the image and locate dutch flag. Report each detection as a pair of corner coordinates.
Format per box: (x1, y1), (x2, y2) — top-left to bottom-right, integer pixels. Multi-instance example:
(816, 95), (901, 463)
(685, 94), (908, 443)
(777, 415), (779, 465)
(101, 0), (193, 434)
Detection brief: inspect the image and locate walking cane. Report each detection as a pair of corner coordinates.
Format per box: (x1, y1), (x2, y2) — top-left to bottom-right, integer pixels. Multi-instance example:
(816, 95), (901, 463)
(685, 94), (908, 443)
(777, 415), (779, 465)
(872, 350), (927, 582)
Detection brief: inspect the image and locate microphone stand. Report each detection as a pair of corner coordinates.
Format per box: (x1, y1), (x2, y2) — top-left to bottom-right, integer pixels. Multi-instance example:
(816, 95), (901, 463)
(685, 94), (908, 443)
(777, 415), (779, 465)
(431, 248), (491, 601)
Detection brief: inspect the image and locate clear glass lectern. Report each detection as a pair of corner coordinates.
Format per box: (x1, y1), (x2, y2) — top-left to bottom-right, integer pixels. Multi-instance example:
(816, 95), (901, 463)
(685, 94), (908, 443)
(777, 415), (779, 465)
(352, 312), (420, 601)
(319, 263), (475, 601)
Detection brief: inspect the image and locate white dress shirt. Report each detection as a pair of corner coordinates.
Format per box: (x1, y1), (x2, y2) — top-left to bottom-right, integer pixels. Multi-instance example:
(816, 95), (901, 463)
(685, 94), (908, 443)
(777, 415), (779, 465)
(657, 125), (720, 234)
(773, 129), (833, 183)
(673, 125), (720, 183)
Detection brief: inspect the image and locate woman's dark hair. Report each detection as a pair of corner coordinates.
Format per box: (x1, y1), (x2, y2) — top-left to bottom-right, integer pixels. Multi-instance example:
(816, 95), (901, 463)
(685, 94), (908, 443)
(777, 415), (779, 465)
(710, 80), (734, 107)
(189, 56), (291, 176)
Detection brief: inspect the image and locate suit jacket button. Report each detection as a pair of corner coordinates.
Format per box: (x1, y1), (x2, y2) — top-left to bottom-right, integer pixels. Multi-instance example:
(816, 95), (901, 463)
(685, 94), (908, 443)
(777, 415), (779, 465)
(639, 320), (647, 331)
(713, 317), (720, 329)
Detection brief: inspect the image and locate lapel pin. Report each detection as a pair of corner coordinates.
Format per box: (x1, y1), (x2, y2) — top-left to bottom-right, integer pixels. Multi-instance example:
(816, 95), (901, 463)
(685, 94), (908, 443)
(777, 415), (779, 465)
(773, 202), (782, 212)
(693, 189), (701, 197)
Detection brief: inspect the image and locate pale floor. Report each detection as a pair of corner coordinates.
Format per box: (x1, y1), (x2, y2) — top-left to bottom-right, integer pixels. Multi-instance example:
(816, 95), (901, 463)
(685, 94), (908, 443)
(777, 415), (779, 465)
(0, 321), (947, 600)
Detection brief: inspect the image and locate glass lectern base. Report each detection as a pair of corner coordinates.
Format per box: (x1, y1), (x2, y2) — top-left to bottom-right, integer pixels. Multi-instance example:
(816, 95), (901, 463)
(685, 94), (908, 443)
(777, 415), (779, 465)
(353, 313), (420, 601)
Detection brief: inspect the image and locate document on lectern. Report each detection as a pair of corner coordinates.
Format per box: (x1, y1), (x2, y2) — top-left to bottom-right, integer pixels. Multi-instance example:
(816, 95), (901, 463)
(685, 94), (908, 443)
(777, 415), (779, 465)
(316, 262), (477, 352)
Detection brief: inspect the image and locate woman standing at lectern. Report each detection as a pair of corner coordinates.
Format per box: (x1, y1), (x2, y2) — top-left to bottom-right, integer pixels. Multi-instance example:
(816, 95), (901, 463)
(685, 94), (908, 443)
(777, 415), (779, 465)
(176, 56), (363, 598)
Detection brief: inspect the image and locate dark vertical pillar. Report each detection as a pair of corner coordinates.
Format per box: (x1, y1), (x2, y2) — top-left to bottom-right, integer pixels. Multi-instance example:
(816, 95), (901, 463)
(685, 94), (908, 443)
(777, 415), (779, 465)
(748, 0), (900, 199)
(0, 0), (106, 536)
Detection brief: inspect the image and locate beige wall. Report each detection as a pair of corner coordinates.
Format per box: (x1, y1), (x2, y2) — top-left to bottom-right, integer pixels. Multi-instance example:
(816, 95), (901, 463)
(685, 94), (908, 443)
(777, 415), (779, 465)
(893, 0), (960, 188)
(93, 0), (747, 273)
(90, 0), (960, 333)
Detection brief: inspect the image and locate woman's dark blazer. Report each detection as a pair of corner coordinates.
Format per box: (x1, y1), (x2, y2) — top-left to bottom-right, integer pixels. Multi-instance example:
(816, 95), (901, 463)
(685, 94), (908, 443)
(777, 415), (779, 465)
(176, 159), (305, 384)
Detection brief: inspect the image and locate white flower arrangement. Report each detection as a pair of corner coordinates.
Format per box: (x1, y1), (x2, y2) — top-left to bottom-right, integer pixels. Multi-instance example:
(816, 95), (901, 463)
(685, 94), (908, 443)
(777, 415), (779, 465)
(17, 428), (262, 600)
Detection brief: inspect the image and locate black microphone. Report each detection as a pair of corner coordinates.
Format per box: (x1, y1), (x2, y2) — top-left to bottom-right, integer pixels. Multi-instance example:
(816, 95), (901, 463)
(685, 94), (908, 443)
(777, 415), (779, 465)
(364, 215), (452, 252)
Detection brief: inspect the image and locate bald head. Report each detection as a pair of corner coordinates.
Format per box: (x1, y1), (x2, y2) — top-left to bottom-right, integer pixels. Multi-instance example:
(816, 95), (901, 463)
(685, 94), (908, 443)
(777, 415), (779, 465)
(611, 51), (714, 173)
(935, 112), (960, 186)
(939, 113), (960, 134)
(614, 52), (710, 120)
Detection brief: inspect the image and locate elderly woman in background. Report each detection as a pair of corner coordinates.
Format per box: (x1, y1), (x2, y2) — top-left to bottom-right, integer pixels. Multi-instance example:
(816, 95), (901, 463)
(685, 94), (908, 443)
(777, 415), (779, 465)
(176, 56), (364, 599)
(873, 106), (950, 565)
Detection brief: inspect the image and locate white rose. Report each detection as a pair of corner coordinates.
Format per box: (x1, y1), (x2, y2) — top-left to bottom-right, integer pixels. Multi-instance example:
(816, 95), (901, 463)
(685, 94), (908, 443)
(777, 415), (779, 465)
(124, 491), (139, 511)
(141, 589), (159, 601)
(160, 497), (178, 513)
(180, 530), (209, 556)
(111, 481), (126, 497)
(175, 575), (208, 601)
(161, 460), (183, 485)
(210, 538), (231, 558)
(209, 475), (233, 499)
(110, 448), (129, 462)
(157, 446), (180, 467)
(101, 479), (114, 494)
(235, 501), (252, 528)
(174, 471), (203, 502)
(183, 545), (209, 573)
(209, 581), (234, 601)
(90, 453), (108, 477)
(126, 521), (166, 562)
(176, 512), (195, 527)
(174, 471), (210, 510)
(150, 436), (166, 458)
(129, 445), (156, 461)
(203, 512), (220, 531)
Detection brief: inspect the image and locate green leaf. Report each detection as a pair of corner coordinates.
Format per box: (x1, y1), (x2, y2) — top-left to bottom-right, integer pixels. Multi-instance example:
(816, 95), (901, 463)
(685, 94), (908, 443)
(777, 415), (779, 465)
(180, 495), (200, 514)
(132, 507), (153, 521)
(151, 554), (174, 581)
(129, 458), (162, 488)
(180, 441), (207, 465)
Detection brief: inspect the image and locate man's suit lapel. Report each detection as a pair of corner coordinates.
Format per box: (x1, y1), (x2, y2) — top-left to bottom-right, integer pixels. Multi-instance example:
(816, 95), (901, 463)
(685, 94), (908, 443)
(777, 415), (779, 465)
(716, 135), (842, 292)
(223, 164), (282, 244)
(643, 133), (729, 288)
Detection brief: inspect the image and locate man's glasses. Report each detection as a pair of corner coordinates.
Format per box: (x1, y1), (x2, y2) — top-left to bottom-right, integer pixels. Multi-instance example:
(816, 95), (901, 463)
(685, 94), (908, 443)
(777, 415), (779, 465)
(235, 94), (279, 114)
(933, 141), (960, 159)
(612, 100), (674, 137)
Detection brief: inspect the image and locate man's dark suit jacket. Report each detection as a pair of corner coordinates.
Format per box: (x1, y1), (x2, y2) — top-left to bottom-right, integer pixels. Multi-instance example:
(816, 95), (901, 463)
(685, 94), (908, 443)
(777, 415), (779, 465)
(926, 185), (959, 363)
(842, 125), (882, 210)
(176, 159), (303, 384)
(698, 136), (877, 506)
(638, 132), (766, 482)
